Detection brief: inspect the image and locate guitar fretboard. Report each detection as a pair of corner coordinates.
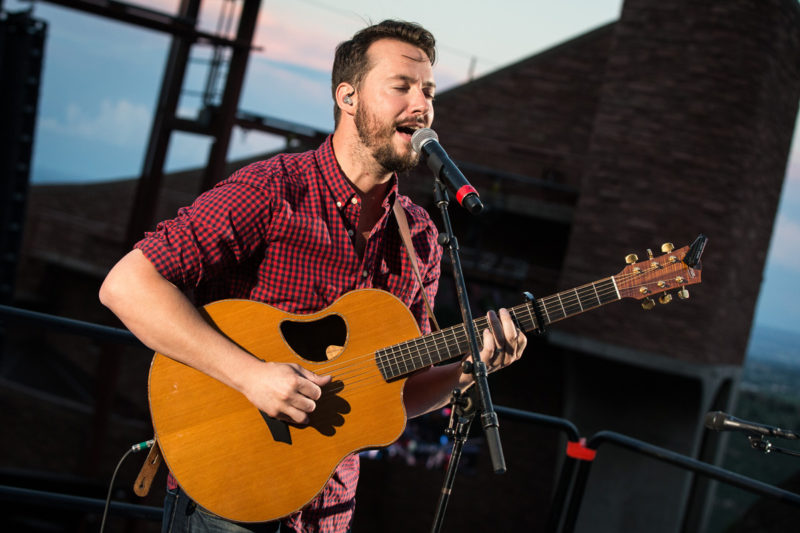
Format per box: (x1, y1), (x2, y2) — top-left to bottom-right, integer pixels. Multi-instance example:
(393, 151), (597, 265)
(376, 277), (620, 381)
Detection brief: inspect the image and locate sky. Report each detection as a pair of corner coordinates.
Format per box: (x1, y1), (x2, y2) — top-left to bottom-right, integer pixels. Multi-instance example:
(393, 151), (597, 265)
(5, 0), (800, 333)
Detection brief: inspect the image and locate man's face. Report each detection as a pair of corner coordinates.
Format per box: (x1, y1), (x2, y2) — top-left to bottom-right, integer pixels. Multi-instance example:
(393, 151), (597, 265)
(354, 39), (435, 173)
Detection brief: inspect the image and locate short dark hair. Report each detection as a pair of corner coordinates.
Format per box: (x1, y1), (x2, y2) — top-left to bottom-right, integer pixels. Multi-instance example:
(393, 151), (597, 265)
(331, 20), (436, 126)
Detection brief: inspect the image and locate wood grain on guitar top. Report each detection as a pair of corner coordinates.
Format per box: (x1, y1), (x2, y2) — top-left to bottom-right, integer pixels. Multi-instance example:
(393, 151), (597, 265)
(149, 289), (421, 523)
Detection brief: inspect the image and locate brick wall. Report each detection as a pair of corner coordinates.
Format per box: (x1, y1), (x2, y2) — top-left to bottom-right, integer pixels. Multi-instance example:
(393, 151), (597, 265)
(556, 0), (800, 365)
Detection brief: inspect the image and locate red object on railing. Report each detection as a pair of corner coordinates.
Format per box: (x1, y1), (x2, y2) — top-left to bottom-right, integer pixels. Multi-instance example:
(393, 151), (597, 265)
(566, 438), (596, 461)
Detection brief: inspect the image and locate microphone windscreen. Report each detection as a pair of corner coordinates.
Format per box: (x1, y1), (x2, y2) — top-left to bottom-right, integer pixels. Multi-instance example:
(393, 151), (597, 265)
(704, 411), (727, 430)
(411, 128), (438, 154)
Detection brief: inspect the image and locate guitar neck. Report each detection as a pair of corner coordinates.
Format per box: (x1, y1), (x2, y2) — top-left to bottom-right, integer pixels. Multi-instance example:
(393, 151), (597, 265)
(376, 276), (620, 381)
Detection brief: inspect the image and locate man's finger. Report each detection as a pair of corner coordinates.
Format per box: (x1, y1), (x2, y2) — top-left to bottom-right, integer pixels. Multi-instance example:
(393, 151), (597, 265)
(487, 310), (507, 353)
(498, 308), (521, 348)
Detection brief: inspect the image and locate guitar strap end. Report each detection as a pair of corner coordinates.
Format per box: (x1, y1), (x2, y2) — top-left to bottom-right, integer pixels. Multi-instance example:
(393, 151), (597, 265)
(134, 438), (163, 497)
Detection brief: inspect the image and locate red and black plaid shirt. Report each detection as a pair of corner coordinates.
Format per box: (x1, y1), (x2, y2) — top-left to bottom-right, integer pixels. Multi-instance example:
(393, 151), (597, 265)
(136, 135), (442, 531)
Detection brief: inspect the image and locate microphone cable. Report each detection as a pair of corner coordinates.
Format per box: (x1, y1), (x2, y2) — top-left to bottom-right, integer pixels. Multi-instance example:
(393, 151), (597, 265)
(99, 439), (155, 533)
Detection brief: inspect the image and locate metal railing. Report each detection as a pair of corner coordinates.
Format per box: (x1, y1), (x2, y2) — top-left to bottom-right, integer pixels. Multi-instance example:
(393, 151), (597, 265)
(2, 304), (800, 531)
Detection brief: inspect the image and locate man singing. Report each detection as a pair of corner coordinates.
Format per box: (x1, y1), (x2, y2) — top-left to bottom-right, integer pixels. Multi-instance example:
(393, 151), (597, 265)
(100, 19), (526, 532)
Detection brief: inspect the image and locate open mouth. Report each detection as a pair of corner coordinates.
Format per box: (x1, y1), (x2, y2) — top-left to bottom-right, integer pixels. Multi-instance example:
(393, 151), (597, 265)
(395, 125), (418, 141)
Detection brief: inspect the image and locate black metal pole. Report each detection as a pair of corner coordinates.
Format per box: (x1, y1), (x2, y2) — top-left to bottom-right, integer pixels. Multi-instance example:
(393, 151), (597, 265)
(124, 0), (201, 248)
(431, 389), (476, 533)
(432, 178), (506, 474)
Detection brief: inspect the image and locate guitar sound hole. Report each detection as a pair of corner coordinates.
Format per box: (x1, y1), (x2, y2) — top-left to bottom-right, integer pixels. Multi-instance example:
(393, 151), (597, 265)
(279, 314), (347, 362)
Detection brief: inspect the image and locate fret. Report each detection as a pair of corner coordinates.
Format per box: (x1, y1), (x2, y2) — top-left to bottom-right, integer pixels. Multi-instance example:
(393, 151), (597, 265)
(383, 349), (392, 378)
(516, 303), (536, 332)
(547, 296), (562, 321)
(524, 303), (536, 330)
(419, 336), (433, 368)
(509, 306), (523, 332)
(422, 336), (433, 366)
(391, 346), (403, 378)
(388, 346), (400, 377)
(412, 337), (423, 370)
(608, 277), (621, 302)
(431, 332), (444, 364)
(401, 345), (411, 375)
(541, 299), (551, 324)
(404, 337), (425, 374)
(574, 285), (593, 311)
(556, 293), (567, 318)
(376, 347), (393, 380)
(375, 350), (386, 379)
(591, 282), (602, 308)
(574, 288), (584, 312)
(421, 335), (434, 367)
(384, 349), (394, 379)
(598, 278), (620, 305)
(445, 327), (460, 360)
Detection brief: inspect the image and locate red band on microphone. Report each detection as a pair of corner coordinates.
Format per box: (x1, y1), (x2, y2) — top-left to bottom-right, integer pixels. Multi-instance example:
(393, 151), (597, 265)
(455, 185), (478, 205)
(566, 438), (596, 461)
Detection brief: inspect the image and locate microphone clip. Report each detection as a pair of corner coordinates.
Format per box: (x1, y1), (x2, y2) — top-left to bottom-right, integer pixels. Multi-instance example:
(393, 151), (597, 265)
(748, 435), (774, 454)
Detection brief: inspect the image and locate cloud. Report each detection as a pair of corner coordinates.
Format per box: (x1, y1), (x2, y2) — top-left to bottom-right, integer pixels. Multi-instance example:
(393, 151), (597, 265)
(39, 98), (152, 147)
(253, 14), (341, 72)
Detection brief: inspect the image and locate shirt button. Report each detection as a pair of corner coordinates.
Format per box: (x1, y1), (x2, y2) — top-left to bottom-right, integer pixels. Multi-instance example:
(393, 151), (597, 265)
(336, 201), (342, 209)
(362, 270), (368, 278)
(347, 229), (354, 237)
(351, 197), (358, 205)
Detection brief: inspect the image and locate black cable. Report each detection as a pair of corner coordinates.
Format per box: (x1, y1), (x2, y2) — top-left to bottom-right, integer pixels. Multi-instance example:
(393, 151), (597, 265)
(99, 439), (155, 533)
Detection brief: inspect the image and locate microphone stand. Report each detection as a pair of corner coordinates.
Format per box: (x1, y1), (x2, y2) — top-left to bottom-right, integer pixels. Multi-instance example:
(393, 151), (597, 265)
(429, 177), (506, 533)
(431, 388), (475, 533)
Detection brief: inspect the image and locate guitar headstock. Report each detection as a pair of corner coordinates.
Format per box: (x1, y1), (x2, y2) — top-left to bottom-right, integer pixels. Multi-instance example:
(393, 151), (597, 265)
(614, 235), (706, 309)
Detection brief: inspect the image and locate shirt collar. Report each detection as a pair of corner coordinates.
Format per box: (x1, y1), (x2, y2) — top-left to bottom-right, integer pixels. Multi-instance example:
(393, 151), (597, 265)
(316, 134), (399, 211)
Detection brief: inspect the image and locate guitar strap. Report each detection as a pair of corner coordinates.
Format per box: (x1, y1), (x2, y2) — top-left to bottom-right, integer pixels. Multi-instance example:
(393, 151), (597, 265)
(134, 437), (162, 497)
(393, 198), (440, 332)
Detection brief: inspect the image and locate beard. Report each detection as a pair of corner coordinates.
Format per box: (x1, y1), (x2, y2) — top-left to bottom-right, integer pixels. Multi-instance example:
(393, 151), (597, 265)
(355, 102), (420, 173)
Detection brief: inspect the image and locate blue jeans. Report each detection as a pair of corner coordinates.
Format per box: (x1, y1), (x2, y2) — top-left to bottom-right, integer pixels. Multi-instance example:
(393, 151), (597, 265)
(162, 486), (292, 533)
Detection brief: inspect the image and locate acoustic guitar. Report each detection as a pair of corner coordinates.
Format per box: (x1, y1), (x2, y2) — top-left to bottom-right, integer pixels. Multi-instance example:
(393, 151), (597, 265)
(148, 236), (706, 522)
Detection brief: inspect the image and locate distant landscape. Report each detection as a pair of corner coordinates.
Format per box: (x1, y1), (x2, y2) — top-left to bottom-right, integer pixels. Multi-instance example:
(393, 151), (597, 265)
(708, 324), (800, 532)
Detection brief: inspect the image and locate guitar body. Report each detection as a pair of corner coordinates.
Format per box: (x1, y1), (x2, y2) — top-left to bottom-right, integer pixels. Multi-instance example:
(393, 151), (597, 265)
(148, 289), (422, 523)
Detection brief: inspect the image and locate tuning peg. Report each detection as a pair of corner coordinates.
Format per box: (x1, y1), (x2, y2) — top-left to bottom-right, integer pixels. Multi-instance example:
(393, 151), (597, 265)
(647, 248), (654, 259)
(678, 288), (690, 300)
(659, 293), (672, 305)
(641, 297), (656, 310)
(661, 242), (674, 253)
(625, 253), (639, 264)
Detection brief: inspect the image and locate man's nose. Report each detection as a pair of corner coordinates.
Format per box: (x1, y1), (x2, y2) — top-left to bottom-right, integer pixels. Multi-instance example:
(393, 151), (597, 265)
(408, 88), (431, 114)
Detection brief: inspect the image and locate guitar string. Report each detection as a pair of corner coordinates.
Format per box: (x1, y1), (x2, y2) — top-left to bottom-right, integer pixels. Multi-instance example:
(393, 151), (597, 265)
(313, 261), (687, 387)
(314, 262), (688, 400)
(321, 277), (619, 396)
(317, 259), (683, 377)
(304, 259), (690, 398)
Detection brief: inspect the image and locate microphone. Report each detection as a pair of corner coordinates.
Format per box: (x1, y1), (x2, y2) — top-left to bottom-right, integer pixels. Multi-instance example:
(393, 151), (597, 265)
(704, 411), (800, 440)
(411, 128), (483, 214)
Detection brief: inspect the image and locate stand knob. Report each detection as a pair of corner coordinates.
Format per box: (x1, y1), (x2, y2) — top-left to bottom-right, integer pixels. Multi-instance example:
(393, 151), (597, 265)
(642, 297), (656, 310)
(625, 253), (639, 264)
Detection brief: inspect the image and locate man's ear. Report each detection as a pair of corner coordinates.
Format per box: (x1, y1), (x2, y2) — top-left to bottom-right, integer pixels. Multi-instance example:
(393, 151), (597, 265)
(335, 83), (356, 116)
